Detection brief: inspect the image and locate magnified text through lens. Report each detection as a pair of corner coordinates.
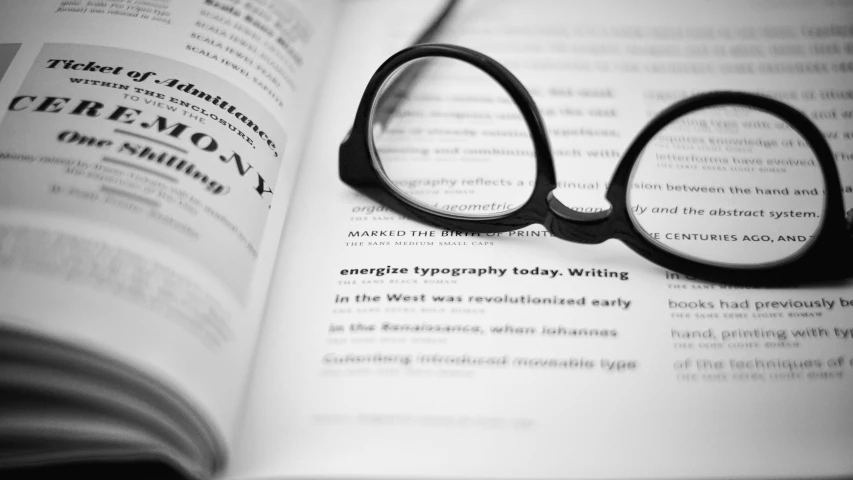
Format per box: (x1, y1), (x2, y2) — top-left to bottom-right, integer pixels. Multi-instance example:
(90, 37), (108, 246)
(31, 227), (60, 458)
(369, 57), (537, 219)
(627, 106), (825, 267)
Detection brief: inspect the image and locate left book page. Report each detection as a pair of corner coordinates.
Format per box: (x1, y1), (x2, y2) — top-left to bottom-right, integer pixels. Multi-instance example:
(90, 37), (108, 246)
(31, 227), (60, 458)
(0, 0), (337, 476)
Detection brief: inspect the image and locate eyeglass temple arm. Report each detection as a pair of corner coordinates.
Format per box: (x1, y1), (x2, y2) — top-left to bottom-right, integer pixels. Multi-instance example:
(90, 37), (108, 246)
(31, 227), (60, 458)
(373, 0), (461, 131)
(412, 0), (460, 45)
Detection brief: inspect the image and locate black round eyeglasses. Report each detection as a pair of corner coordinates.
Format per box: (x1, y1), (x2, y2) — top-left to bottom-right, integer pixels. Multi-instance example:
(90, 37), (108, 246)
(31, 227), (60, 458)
(339, 43), (853, 286)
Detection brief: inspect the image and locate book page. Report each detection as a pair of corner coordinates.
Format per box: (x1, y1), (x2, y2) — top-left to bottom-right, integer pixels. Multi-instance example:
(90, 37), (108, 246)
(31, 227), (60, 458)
(234, 0), (853, 478)
(0, 0), (337, 452)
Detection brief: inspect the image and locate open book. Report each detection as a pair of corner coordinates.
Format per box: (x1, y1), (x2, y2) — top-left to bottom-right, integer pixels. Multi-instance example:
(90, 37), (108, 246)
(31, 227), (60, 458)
(1, 0), (852, 478)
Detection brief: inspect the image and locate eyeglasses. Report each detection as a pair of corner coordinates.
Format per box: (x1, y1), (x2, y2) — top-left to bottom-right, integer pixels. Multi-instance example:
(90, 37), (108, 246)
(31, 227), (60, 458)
(339, 42), (853, 286)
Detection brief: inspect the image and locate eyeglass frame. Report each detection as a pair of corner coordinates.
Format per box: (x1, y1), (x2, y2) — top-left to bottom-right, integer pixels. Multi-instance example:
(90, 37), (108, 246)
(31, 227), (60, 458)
(340, 43), (853, 286)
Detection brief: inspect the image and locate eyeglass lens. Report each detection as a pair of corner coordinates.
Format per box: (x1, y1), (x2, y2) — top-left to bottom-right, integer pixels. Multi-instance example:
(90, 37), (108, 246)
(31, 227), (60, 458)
(628, 106), (825, 267)
(370, 57), (536, 218)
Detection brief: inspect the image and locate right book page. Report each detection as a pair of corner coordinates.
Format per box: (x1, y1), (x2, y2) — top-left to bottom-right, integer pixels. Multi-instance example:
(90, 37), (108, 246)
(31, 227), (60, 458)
(231, 0), (853, 478)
